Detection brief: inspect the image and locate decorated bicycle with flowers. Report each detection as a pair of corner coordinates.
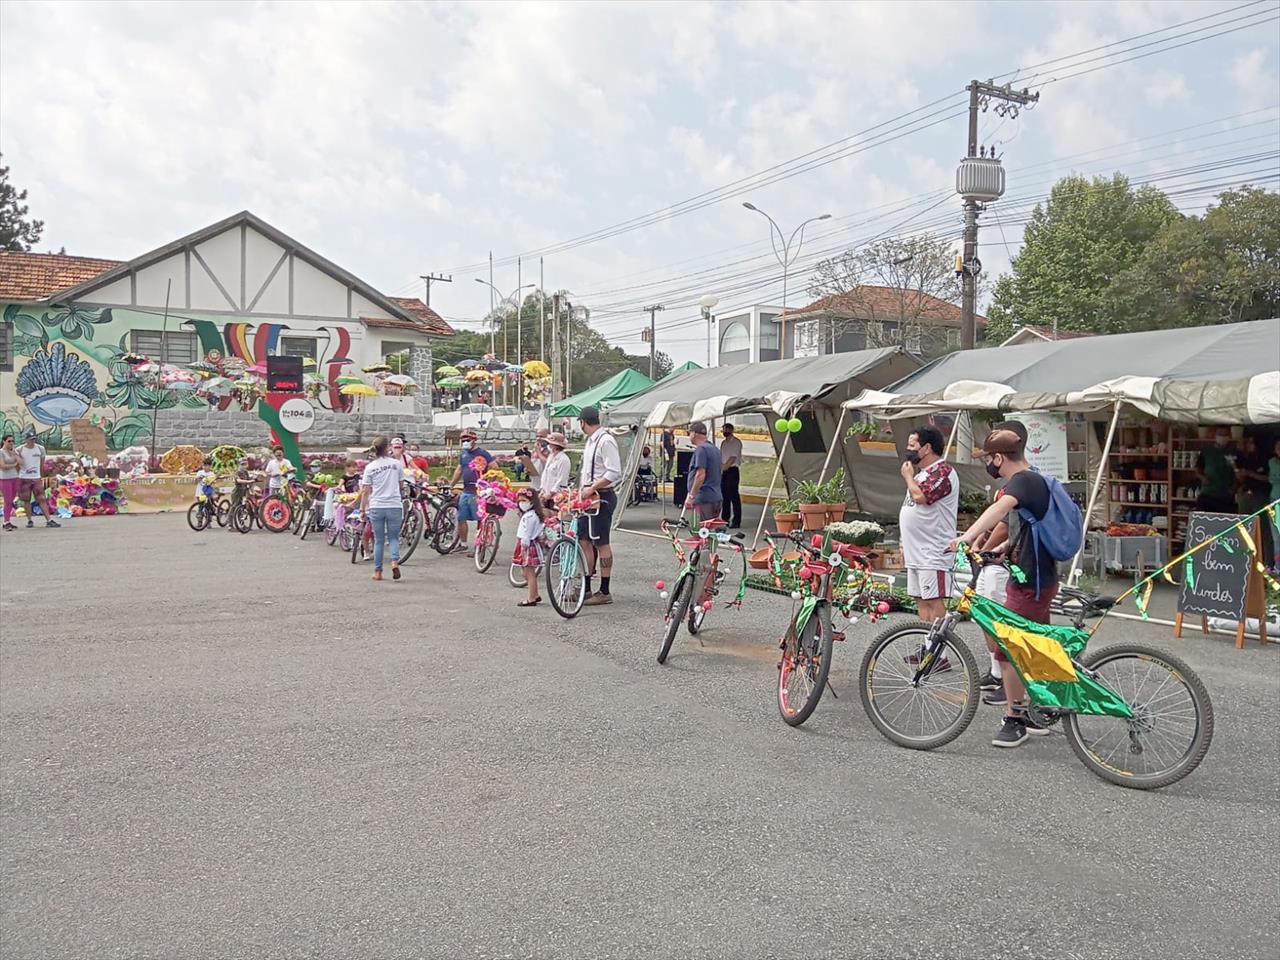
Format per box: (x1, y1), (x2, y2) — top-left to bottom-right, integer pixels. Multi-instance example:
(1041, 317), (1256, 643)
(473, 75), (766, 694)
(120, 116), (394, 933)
(655, 516), (748, 665)
(858, 543), (1215, 789)
(473, 473), (517, 574)
(543, 491), (601, 619)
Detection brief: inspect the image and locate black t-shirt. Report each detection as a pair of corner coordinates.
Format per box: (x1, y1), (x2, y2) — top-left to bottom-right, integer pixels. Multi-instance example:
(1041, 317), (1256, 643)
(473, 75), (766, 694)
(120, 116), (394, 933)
(1004, 469), (1056, 591)
(1236, 449), (1269, 496)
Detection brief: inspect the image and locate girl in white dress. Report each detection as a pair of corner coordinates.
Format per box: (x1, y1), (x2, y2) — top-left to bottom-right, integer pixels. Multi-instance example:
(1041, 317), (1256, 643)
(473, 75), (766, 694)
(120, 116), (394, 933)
(515, 486), (547, 607)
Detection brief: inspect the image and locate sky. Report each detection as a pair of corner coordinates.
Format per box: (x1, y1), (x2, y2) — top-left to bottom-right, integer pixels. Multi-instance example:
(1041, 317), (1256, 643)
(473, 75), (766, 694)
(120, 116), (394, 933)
(1, 0), (1277, 363)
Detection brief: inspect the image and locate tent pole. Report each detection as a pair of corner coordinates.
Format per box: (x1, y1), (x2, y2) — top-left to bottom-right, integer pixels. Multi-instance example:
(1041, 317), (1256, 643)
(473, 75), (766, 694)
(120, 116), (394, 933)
(752, 429), (792, 550)
(1069, 401), (1122, 586)
(944, 412), (961, 459)
(817, 406), (848, 484)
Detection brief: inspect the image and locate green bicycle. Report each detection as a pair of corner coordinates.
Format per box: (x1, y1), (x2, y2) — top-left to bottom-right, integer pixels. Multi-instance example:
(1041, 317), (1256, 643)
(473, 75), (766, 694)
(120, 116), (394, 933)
(543, 497), (599, 619)
(859, 545), (1214, 790)
(656, 517), (746, 665)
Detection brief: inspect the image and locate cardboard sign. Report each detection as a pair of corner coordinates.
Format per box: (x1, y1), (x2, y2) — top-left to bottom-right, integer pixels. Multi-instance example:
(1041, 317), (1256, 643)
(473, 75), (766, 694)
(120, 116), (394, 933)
(68, 418), (109, 462)
(267, 356), (304, 393)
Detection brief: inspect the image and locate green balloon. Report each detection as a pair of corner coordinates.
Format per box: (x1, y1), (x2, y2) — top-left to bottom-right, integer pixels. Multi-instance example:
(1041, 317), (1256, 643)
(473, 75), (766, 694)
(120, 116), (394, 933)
(774, 418), (789, 433)
(787, 418), (803, 433)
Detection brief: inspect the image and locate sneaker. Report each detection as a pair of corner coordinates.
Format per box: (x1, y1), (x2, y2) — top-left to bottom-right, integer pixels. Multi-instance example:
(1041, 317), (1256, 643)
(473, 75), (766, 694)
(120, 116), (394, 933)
(979, 671), (1002, 691)
(449, 543), (468, 555)
(26, 519), (34, 528)
(1018, 710), (1052, 737)
(2, 523), (15, 531)
(584, 592), (613, 606)
(45, 520), (60, 528)
(983, 688), (1009, 706)
(992, 716), (1028, 748)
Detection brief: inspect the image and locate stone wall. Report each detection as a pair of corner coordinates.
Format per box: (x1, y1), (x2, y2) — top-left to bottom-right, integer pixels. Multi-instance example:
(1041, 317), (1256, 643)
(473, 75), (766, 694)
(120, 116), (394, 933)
(145, 405), (535, 451)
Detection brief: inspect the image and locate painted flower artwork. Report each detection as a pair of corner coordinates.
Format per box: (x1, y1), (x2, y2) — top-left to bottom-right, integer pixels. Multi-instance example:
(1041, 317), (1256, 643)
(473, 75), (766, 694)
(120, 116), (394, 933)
(16, 342), (101, 425)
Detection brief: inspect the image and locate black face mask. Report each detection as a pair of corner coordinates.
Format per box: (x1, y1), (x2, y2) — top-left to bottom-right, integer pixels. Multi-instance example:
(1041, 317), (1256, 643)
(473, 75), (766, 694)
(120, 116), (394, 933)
(905, 451), (921, 465)
(985, 460), (1002, 479)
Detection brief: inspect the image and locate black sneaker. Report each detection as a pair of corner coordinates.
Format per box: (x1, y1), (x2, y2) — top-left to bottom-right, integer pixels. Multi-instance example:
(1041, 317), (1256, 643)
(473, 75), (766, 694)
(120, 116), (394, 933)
(979, 671), (1002, 691)
(992, 716), (1028, 748)
(2, 523), (16, 531)
(1018, 710), (1052, 737)
(45, 520), (61, 528)
(983, 688), (1009, 706)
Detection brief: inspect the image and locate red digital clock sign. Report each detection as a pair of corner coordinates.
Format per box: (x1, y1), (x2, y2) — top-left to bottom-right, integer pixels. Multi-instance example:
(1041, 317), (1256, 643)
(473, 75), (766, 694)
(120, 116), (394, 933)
(267, 356), (304, 393)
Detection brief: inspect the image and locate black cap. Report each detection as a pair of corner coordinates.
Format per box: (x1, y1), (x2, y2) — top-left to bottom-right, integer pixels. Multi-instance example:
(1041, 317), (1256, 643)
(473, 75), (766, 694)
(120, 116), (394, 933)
(579, 406), (601, 425)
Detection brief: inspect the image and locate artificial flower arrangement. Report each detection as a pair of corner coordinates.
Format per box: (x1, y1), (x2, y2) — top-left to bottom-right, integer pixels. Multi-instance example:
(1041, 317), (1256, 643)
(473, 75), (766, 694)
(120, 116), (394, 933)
(310, 472), (342, 489)
(160, 445), (205, 475)
(475, 467), (518, 520)
(825, 519), (885, 548)
(209, 445), (247, 473)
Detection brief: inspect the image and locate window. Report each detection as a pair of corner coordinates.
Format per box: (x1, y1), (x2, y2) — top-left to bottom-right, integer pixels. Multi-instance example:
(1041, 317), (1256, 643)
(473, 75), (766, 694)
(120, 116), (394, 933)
(280, 336), (318, 360)
(905, 326), (922, 354)
(759, 314), (779, 349)
(130, 330), (197, 364)
(719, 321), (751, 354)
(946, 327), (961, 349)
(0, 321), (11, 371)
(794, 319), (821, 357)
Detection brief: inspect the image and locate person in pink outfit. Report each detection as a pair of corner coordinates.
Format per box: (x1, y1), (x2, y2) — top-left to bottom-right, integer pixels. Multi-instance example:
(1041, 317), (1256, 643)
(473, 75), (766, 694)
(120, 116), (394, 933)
(0, 434), (19, 530)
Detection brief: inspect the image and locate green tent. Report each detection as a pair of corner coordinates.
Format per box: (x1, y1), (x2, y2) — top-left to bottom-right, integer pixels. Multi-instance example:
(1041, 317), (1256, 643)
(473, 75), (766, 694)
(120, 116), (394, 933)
(663, 360), (702, 379)
(550, 368), (656, 418)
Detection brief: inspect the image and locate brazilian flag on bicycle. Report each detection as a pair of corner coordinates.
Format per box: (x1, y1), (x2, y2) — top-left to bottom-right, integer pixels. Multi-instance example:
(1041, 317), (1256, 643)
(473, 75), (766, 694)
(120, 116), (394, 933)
(964, 594), (1134, 718)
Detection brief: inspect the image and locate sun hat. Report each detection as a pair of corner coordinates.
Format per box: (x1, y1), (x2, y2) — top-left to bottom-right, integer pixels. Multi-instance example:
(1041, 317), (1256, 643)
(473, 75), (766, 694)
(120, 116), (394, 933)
(546, 432), (568, 449)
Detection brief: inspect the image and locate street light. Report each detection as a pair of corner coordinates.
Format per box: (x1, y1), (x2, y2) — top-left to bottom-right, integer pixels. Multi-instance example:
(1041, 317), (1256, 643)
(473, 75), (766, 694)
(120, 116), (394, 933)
(742, 202), (831, 359)
(699, 293), (720, 368)
(474, 278), (535, 358)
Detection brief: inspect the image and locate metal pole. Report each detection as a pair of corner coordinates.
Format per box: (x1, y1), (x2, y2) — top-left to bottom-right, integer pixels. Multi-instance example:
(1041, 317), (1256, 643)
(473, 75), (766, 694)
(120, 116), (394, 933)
(515, 257), (522, 407)
(539, 257), (545, 361)
(752, 430), (793, 550)
(944, 412), (962, 459)
(1069, 401), (1122, 585)
(565, 307), (572, 396)
(817, 406), (848, 484)
(703, 307), (712, 367)
(149, 278), (172, 470)
(551, 293), (561, 407)
(488, 251), (495, 357)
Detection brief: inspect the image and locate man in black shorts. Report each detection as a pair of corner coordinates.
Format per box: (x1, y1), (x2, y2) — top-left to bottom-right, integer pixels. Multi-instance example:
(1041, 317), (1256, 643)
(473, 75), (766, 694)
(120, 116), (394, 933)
(576, 406), (621, 606)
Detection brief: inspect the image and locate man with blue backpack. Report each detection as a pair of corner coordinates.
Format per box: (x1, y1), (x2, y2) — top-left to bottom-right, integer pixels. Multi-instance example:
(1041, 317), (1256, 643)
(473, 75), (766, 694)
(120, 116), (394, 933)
(950, 427), (1084, 748)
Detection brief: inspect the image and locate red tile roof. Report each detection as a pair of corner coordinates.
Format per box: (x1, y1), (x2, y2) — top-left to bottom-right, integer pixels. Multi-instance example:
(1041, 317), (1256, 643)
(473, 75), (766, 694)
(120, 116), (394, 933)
(0, 251), (122, 301)
(782, 286), (987, 327)
(387, 297), (454, 336)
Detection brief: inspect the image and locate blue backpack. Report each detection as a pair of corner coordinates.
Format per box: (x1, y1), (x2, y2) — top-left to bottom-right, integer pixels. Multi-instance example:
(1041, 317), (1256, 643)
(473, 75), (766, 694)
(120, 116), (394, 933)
(1017, 472), (1084, 564)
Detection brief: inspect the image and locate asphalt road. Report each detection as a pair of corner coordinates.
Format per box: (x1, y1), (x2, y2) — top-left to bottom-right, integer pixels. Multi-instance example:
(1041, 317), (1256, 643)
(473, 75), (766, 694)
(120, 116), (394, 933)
(1, 515), (1277, 960)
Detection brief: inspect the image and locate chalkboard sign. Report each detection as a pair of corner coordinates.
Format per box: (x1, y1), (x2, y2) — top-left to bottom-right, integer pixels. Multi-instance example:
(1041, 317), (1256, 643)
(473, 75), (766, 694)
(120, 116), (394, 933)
(267, 356), (303, 393)
(1177, 511), (1250, 621)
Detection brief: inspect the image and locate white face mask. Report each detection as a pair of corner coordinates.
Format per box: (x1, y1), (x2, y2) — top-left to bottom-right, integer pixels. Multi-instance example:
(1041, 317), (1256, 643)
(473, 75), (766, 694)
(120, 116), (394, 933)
(518, 501), (533, 512)
(462, 441), (473, 451)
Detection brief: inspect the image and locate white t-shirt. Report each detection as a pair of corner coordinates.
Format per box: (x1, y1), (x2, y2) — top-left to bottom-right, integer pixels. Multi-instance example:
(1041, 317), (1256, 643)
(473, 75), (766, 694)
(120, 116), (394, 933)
(361, 456), (405, 509)
(719, 435), (743, 469)
(17, 444), (44, 480)
(265, 458), (293, 491)
(0, 447), (19, 480)
(538, 450), (571, 497)
(899, 459), (959, 571)
(516, 507), (544, 545)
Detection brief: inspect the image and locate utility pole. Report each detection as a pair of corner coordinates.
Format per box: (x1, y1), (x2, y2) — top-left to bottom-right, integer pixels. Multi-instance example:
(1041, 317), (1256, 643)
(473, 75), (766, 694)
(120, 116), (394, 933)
(643, 304), (664, 377)
(551, 293), (562, 406)
(488, 251), (495, 356)
(539, 257), (545, 362)
(419, 273), (451, 307)
(959, 79), (1039, 350)
(565, 302), (573, 396)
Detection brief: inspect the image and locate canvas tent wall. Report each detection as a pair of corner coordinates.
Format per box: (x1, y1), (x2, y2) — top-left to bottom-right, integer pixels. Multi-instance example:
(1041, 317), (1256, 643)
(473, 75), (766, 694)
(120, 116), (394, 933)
(605, 347), (921, 522)
(550, 368), (655, 418)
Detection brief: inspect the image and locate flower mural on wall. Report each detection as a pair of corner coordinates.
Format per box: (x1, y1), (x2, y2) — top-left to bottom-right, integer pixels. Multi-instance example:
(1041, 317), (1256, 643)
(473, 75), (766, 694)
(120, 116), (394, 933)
(41, 304), (114, 341)
(16, 342), (101, 425)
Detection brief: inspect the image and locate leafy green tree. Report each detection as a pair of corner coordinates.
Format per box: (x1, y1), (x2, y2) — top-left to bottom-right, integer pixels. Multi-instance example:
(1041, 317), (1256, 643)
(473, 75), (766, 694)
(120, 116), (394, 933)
(985, 174), (1181, 341)
(1110, 186), (1280, 329)
(0, 154), (44, 251)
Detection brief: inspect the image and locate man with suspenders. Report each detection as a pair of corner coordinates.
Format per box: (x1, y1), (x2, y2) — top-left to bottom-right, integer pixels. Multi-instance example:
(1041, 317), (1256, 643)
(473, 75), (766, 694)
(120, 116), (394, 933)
(576, 406), (621, 606)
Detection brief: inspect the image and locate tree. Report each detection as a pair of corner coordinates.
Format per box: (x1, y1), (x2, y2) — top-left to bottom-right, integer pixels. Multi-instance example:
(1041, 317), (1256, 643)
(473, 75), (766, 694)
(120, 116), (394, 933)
(1110, 186), (1280, 330)
(0, 154), (44, 251)
(985, 173), (1182, 341)
(808, 233), (968, 355)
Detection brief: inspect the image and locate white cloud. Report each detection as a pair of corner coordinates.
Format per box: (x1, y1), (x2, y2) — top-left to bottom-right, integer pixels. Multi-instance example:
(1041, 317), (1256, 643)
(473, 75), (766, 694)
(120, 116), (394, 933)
(1230, 48), (1277, 111)
(1143, 71), (1190, 107)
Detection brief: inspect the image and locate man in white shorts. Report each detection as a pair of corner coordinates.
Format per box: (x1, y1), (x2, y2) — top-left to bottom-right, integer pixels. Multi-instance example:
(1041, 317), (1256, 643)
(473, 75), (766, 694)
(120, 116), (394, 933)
(898, 425), (958, 623)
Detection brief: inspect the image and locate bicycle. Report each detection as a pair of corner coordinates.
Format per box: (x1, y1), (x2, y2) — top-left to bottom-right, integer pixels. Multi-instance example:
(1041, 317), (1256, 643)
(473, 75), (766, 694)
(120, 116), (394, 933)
(472, 479), (514, 574)
(508, 514), (558, 588)
(424, 484), (461, 555)
(656, 517), (746, 665)
(543, 496), (599, 619)
(858, 545), (1214, 790)
(187, 480), (231, 531)
(760, 530), (877, 725)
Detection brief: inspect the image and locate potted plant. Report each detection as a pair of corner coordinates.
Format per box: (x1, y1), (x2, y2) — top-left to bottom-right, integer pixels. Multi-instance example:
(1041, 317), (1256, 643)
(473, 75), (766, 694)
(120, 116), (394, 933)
(795, 479), (827, 531)
(826, 519), (884, 548)
(771, 495), (802, 534)
(957, 487), (991, 529)
(817, 468), (851, 525)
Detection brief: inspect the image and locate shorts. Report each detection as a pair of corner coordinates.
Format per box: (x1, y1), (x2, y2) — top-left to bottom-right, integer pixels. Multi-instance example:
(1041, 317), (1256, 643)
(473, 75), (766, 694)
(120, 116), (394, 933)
(695, 500), (722, 522)
(457, 492), (479, 522)
(907, 567), (953, 601)
(17, 478), (41, 499)
(576, 490), (615, 545)
(975, 565), (1010, 602)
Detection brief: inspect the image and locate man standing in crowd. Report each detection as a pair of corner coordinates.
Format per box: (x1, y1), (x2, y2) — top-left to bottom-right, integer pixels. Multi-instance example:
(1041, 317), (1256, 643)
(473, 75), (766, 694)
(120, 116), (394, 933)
(264, 445), (293, 495)
(684, 421), (723, 522)
(17, 431), (58, 529)
(577, 407), (621, 606)
(1195, 428), (1236, 512)
(898, 425), (956, 624)
(449, 429), (492, 554)
(660, 427), (676, 481)
(719, 423), (743, 529)
(952, 428), (1058, 749)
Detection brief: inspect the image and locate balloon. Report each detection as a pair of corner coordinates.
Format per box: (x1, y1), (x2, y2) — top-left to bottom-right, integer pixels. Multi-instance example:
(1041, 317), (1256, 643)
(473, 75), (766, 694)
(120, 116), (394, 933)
(876, 601), (891, 614)
(703, 601), (714, 612)
(774, 418), (788, 433)
(790, 591), (802, 600)
(655, 580), (665, 591)
(659, 591), (669, 600)
(787, 418), (803, 433)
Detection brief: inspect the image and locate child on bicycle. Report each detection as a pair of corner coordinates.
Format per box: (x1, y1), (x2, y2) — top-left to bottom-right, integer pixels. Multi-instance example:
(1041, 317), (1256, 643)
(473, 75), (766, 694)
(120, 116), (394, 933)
(230, 456), (257, 506)
(515, 486), (547, 608)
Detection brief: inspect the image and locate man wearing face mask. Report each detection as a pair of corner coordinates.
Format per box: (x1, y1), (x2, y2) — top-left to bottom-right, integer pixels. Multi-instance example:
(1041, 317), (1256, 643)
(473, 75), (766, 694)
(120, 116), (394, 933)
(448, 429), (493, 554)
(1196, 428), (1236, 513)
(898, 424), (958, 625)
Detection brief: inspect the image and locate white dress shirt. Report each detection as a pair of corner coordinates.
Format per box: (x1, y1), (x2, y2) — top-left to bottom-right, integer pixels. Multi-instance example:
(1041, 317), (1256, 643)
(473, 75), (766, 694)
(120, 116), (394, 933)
(538, 450), (571, 496)
(578, 429), (622, 489)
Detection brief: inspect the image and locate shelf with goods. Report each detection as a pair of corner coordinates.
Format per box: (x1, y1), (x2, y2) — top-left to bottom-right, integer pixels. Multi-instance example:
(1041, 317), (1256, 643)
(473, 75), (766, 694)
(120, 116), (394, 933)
(1167, 427), (1219, 548)
(1104, 423), (1172, 541)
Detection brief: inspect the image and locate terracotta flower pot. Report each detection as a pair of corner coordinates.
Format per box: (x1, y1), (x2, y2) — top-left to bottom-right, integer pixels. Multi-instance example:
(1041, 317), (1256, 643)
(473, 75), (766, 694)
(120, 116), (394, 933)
(773, 511), (802, 534)
(821, 502), (847, 525)
(799, 503), (827, 531)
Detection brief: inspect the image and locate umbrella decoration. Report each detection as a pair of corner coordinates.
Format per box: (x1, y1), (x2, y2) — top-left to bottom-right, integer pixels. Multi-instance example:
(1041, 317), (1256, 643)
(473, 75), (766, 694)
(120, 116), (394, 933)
(362, 362), (392, 373)
(302, 357), (317, 368)
(435, 365), (461, 378)
(200, 376), (234, 397)
(464, 369), (492, 382)
(457, 359), (481, 369)
(335, 374), (364, 385)
(385, 374), (418, 387)
(340, 383), (377, 396)
(437, 377), (467, 390)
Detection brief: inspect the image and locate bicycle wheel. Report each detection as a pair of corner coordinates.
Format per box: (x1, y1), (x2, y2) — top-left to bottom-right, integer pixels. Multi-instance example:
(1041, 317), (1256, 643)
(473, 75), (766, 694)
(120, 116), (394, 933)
(398, 506), (424, 564)
(545, 537), (587, 619)
(858, 620), (979, 750)
(687, 566), (714, 635)
(260, 495), (292, 533)
(474, 517), (501, 573)
(508, 556), (528, 588)
(291, 498), (308, 535)
(350, 522), (368, 564)
(230, 502), (254, 534)
(433, 504), (460, 555)
(658, 573), (694, 665)
(338, 521), (355, 553)
(778, 602), (835, 727)
(187, 501), (210, 532)
(215, 499), (232, 528)
(1062, 643), (1214, 790)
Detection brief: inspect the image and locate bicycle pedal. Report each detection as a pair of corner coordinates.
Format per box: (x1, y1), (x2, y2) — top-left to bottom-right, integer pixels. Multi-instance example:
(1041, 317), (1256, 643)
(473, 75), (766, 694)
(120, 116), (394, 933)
(832, 631), (846, 642)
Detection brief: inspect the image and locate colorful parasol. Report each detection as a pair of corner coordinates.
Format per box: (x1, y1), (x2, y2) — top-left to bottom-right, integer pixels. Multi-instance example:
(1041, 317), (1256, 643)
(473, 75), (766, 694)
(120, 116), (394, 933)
(362, 363), (392, 373)
(435, 365), (461, 378)
(335, 374), (364, 385)
(385, 374), (418, 387)
(464, 369), (492, 382)
(340, 383), (377, 396)
(437, 377), (466, 389)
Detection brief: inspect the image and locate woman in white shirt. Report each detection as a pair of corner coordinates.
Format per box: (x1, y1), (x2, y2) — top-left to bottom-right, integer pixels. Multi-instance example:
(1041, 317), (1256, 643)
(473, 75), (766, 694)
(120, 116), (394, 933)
(360, 436), (406, 581)
(536, 432), (572, 505)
